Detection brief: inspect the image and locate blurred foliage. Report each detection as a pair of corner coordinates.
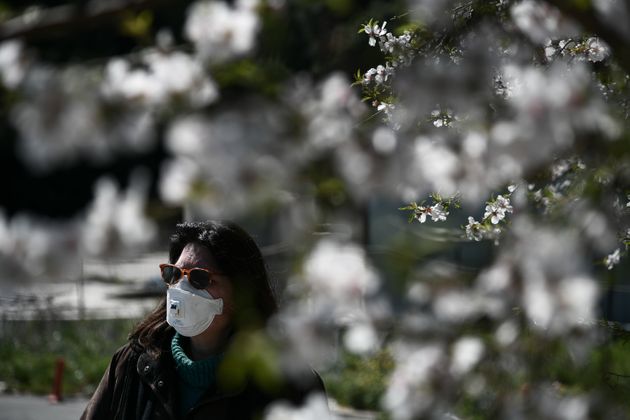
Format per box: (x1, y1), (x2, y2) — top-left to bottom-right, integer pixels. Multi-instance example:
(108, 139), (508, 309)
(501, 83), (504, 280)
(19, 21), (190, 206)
(452, 323), (630, 419)
(323, 349), (394, 411)
(0, 318), (137, 395)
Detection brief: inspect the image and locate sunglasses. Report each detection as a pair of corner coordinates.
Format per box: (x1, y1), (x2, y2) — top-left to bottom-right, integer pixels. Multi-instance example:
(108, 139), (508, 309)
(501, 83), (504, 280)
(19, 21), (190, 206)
(159, 263), (222, 290)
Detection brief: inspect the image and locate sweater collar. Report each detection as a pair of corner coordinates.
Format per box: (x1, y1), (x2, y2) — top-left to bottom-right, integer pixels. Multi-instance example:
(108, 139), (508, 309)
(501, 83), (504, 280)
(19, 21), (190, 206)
(171, 333), (224, 388)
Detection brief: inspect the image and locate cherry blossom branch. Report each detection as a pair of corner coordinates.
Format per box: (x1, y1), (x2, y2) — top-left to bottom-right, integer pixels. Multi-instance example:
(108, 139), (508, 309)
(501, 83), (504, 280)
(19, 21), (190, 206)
(543, 0), (630, 74)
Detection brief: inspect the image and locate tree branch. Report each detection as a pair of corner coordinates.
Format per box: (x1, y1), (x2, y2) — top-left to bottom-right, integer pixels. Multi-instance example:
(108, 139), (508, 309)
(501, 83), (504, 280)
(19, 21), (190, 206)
(0, 0), (175, 42)
(543, 0), (630, 74)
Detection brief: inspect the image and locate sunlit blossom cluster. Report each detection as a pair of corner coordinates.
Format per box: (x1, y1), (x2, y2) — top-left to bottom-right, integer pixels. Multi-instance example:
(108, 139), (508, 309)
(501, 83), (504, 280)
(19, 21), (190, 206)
(361, 21), (414, 67)
(352, 0), (629, 417)
(102, 51), (219, 108)
(545, 37), (610, 63)
(185, 0), (260, 63)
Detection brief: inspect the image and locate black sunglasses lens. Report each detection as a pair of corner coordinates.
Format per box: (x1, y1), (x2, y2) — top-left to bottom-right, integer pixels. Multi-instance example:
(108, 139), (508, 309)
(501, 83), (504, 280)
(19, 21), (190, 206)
(188, 269), (210, 289)
(161, 265), (181, 284)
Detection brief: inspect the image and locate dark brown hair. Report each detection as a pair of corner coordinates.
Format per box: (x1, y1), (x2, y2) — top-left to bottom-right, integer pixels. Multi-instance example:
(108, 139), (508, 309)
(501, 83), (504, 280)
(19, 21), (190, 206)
(129, 220), (278, 354)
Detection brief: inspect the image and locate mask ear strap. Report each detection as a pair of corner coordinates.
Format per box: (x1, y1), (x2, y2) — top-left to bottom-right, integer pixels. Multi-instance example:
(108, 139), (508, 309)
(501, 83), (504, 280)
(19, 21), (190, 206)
(207, 298), (223, 314)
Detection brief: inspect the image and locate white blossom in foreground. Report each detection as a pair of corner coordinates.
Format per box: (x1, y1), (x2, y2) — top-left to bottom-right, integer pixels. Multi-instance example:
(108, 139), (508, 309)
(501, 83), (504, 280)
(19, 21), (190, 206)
(429, 203), (448, 222)
(484, 195), (513, 224)
(465, 217), (483, 241)
(185, 0), (260, 63)
(450, 336), (484, 377)
(0, 40), (28, 88)
(586, 37), (610, 62)
(82, 172), (157, 256)
(605, 248), (621, 270)
(302, 73), (365, 151)
(510, 218), (600, 333)
(343, 322), (379, 355)
(158, 100), (290, 217)
(510, 0), (577, 44)
(264, 392), (331, 420)
(363, 21), (387, 47)
(0, 210), (81, 280)
(383, 342), (445, 420)
(102, 51), (218, 108)
(544, 37), (610, 63)
(303, 239), (379, 306)
(12, 66), (155, 172)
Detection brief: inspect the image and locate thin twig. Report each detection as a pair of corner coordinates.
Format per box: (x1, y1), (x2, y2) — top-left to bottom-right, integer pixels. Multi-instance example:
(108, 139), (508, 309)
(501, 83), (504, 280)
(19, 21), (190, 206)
(0, 0), (175, 42)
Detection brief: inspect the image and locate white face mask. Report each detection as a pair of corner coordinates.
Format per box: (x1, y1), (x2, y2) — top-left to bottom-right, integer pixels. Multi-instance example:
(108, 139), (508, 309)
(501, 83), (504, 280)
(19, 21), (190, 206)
(166, 278), (223, 337)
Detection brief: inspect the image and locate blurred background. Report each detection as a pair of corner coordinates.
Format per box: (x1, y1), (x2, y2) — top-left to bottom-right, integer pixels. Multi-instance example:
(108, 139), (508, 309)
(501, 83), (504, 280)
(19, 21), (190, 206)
(2, 0), (630, 419)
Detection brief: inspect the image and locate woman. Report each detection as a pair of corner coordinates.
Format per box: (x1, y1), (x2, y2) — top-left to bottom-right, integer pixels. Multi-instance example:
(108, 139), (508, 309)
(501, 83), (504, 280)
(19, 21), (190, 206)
(82, 220), (325, 420)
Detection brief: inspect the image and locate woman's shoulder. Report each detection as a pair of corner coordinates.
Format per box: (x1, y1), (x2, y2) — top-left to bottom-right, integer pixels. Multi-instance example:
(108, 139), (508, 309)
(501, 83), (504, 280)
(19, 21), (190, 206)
(103, 342), (138, 374)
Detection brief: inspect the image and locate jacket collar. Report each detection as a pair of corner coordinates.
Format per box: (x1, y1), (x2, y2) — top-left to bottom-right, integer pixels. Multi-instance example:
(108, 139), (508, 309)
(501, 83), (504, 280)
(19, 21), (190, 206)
(134, 334), (249, 419)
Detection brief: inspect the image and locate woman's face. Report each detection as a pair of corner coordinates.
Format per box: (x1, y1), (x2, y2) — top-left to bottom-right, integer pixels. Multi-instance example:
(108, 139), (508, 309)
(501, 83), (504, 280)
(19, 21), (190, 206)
(173, 242), (235, 335)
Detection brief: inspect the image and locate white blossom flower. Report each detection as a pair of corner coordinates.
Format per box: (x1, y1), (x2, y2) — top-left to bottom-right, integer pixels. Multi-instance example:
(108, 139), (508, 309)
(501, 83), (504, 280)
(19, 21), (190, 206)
(372, 126), (397, 154)
(376, 101), (398, 127)
(374, 63), (394, 84)
(495, 195), (513, 215)
(82, 172), (157, 256)
(362, 67), (377, 85)
(343, 322), (379, 354)
(102, 51), (218, 108)
(384, 343), (444, 419)
(465, 217), (483, 241)
(303, 239), (379, 305)
(450, 337), (484, 376)
(185, 0), (260, 63)
(510, 0), (578, 44)
(12, 66), (155, 172)
(414, 206), (430, 223)
(484, 198), (511, 225)
(0, 40), (28, 89)
(605, 248), (621, 270)
(429, 203), (449, 222)
(586, 37), (609, 62)
(0, 212), (81, 280)
(364, 21), (387, 47)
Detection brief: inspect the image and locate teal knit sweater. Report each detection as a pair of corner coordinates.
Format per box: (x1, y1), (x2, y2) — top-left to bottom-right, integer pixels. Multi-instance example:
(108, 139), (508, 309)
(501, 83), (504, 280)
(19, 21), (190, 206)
(171, 333), (223, 417)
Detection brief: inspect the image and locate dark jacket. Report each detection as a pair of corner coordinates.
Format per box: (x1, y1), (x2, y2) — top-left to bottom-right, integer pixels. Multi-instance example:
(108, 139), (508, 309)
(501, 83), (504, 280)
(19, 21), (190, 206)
(81, 338), (326, 420)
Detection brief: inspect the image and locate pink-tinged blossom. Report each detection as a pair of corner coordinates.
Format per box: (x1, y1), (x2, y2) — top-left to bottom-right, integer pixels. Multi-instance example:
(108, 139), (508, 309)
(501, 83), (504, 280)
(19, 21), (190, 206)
(364, 21), (387, 47)
(415, 206), (430, 223)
